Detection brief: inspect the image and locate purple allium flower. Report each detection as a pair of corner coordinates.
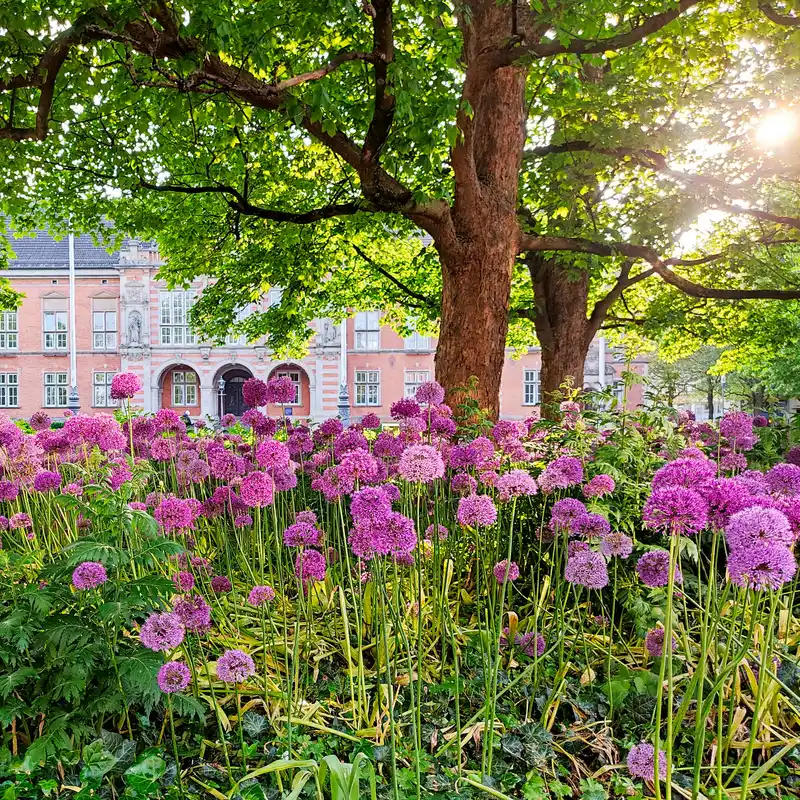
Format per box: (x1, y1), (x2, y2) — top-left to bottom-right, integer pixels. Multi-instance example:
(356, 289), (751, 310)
(390, 397), (421, 420)
(234, 514), (253, 528)
(496, 470), (538, 501)
(248, 584), (276, 607)
(651, 457), (716, 490)
(753, 415), (769, 428)
(549, 498), (588, 534)
(29, 410), (52, 431)
(173, 594), (212, 634)
(295, 549), (327, 583)
(9, 512), (31, 530)
(697, 478), (754, 529)
(516, 631), (546, 658)
(361, 412), (381, 429)
(64, 480), (83, 496)
(451, 473), (478, 494)
(339, 449), (381, 483)
(373, 431), (405, 459)
(600, 531), (634, 558)
(636, 550), (682, 588)
(564, 550), (609, 590)
(240, 471), (275, 507)
(129, 501), (147, 511)
(33, 470), (61, 492)
(643, 487), (708, 536)
(424, 523), (448, 541)
(727, 542), (797, 591)
(296, 510), (318, 525)
(216, 649), (256, 683)
(0, 480), (18, 501)
(140, 612), (185, 651)
(725, 507), (794, 551)
(398, 444), (445, 483)
(283, 521), (322, 547)
(765, 463), (800, 498)
(255, 439), (291, 472)
(266, 375), (297, 405)
(787, 447), (800, 467)
(627, 742), (667, 781)
(72, 561), (108, 590)
(540, 456), (584, 493)
(736, 470), (770, 496)
(576, 512), (611, 539)
(583, 474), (616, 498)
(351, 486), (393, 523)
(221, 413), (236, 427)
(457, 494), (498, 527)
(644, 627), (676, 658)
(381, 512), (417, 556)
(242, 378), (268, 408)
(151, 437), (178, 461)
(211, 575), (232, 593)
(154, 497), (194, 532)
(157, 661), (191, 694)
(172, 571), (195, 593)
(110, 372), (142, 400)
(493, 560), (520, 583)
(721, 452), (748, 473)
(719, 411), (756, 450)
(416, 380), (445, 406)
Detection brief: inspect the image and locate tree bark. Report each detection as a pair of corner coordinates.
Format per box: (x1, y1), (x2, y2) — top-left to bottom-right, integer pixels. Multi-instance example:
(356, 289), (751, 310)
(529, 258), (591, 415)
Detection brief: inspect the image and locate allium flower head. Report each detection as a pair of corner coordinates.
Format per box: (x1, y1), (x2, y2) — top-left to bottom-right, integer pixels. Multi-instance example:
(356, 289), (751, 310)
(600, 531), (633, 558)
(173, 594), (212, 634)
(361, 412), (381, 429)
(390, 397), (421, 420)
(240, 471), (275, 507)
(457, 494), (498, 527)
(425, 523), (448, 541)
(339, 449), (381, 483)
(256, 439), (291, 472)
(493, 560), (520, 583)
(643, 487), (708, 536)
(154, 496), (194, 532)
(652, 457), (716, 490)
(29, 411), (51, 431)
(636, 550), (682, 588)
(576, 512), (611, 539)
(221, 413), (236, 427)
(451, 473), (478, 494)
(283, 521), (323, 547)
(725, 506), (794, 551)
(398, 444), (445, 483)
(216, 649), (256, 683)
(540, 456), (584, 493)
(415, 380), (445, 406)
(248, 584), (276, 606)
(266, 375), (297, 404)
(765, 463), (800, 498)
(351, 486), (393, 523)
(295, 549), (327, 583)
(0, 481), (18, 501)
(234, 514), (253, 528)
(721, 452), (748, 473)
(644, 627), (676, 658)
(9, 512), (31, 530)
(242, 378), (268, 408)
(496, 469), (538, 501)
(727, 542), (796, 591)
(33, 470), (61, 492)
(583, 474), (616, 498)
(172, 571), (195, 592)
(698, 478), (754, 529)
(549, 498), (588, 534)
(211, 575), (232, 593)
(110, 372), (142, 400)
(627, 742), (667, 781)
(787, 446), (800, 467)
(140, 612), (185, 651)
(72, 561), (108, 590)
(157, 662), (191, 693)
(564, 550), (609, 590)
(719, 411), (756, 450)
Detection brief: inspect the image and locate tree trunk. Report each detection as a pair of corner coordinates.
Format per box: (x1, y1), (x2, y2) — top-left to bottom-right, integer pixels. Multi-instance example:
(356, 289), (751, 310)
(530, 258), (591, 413)
(707, 382), (715, 420)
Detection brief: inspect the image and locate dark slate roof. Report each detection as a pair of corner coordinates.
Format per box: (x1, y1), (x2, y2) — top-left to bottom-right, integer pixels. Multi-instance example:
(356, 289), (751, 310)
(4, 228), (120, 270)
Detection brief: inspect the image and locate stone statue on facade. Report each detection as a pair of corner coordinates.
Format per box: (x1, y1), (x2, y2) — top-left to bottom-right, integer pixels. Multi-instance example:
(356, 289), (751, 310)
(128, 310), (142, 345)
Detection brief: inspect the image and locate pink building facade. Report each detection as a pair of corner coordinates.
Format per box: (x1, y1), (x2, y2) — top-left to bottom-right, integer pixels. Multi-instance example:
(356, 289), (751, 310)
(0, 230), (647, 421)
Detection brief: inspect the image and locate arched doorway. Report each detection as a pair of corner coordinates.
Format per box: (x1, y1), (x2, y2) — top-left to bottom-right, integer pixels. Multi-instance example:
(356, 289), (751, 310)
(219, 366), (253, 417)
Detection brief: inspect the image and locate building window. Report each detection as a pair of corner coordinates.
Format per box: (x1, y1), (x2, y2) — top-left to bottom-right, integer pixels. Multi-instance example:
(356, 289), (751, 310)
(404, 331), (430, 351)
(0, 312), (18, 350)
(275, 369), (301, 405)
(159, 291), (196, 345)
(43, 311), (67, 350)
(613, 380), (625, 404)
(44, 372), (68, 407)
(355, 370), (380, 406)
(172, 371), (198, 406)
(268, 288), (283, 307)
(0, 373), (18, 408)
(92, 372), (119, 408)
(404, 369), (430, 397)
(354, 311), (381, 351)
(225, 306), (252, 346)
(523, 369), (540, 405)
(93, 311), (118, 351)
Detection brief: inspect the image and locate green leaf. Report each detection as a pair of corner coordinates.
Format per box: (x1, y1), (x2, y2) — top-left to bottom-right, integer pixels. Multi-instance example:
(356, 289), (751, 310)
(79, 739), (119, 787)
(123, 753), (166, 796)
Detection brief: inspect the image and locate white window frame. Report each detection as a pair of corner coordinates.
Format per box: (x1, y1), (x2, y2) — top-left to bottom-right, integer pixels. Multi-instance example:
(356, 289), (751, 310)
(172, 370), (198, 406)
(43, 311), (68, 350)
(523, 369), (540, 406)
(354, 369), (381, 406)
(268, 288), (283, 307)
(404, 331), (430, 351)
(92, 372), (119, 408)
(92, 311), (118, 351)
(275, 369), (302, 405)
(404, 369), (430, 398)
(0, 312), (18, 351)
(354, 311), (381, 351)
(225, 305), (252, 346)
(44, 372), (68, 408)
(0, 373), (19, 408)
(159, 291), (196, 346)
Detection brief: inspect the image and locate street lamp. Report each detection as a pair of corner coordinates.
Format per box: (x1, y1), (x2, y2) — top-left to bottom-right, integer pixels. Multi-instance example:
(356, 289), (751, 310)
(217, 378), (225, 421)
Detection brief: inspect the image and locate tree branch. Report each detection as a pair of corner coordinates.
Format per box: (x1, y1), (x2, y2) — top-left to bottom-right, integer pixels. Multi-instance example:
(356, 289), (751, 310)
(361, 0), (395, 166)
(586, 262), (655, 343)
(352, 244), (438, 309)
(517, 234), (800, 299)
(760, 2), (800, 25)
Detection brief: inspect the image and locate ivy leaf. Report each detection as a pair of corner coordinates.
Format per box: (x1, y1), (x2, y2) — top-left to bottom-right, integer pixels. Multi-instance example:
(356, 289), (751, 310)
(123, 753), (166, 796)
(79, 739), (119, 787)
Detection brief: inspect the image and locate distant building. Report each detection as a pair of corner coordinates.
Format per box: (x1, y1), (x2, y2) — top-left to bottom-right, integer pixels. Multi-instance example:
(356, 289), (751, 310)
(0, 229), (647, 421)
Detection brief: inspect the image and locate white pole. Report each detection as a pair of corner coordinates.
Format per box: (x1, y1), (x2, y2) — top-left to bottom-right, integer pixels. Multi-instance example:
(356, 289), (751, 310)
(68, 231), (79, 412)
(339, 319), (347, 385)
(598, 337), (606, 388)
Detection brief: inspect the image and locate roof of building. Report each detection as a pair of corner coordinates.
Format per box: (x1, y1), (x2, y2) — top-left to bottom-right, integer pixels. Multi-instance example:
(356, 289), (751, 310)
(3, 227), (122, 270)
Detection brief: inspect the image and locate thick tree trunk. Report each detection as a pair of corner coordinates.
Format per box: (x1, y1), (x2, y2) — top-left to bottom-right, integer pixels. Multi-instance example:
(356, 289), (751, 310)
(530, 258), (591, 414)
